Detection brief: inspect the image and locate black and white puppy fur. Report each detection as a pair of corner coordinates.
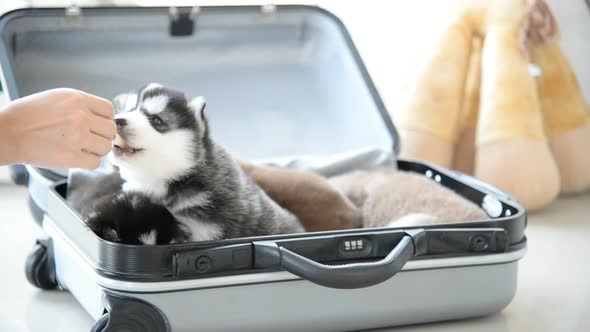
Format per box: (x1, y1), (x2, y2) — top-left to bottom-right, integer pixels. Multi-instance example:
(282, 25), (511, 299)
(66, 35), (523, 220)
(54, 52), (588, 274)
(66, 167), (184, 245)
(109, 83), (304, 242)
(86, 191), (187, 245)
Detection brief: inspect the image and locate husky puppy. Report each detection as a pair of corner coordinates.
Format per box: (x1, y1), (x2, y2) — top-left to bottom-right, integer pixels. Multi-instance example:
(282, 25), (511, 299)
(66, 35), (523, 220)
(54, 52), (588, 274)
(86, 191), (187, 245)
(66, 169), (184, 244)
(109, 84), (304, 242)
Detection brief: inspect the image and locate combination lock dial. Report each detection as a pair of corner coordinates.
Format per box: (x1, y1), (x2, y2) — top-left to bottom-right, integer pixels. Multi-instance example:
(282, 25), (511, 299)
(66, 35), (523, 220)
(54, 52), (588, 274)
(339, 237), (371, 258)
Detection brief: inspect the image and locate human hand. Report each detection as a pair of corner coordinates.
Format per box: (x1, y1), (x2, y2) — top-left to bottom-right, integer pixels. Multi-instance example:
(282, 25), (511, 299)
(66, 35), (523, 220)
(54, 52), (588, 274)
(0, 88), (116, 169)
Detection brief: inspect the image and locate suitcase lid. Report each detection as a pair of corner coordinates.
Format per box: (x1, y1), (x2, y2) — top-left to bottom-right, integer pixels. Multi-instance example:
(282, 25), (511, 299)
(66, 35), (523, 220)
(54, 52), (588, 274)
(0, 4), (399, 167)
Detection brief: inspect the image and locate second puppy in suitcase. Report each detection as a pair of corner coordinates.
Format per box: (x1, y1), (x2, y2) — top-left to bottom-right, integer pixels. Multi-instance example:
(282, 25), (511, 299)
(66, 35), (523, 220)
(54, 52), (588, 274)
(85, 191), (187, 245)
(109, 83), (304, 242)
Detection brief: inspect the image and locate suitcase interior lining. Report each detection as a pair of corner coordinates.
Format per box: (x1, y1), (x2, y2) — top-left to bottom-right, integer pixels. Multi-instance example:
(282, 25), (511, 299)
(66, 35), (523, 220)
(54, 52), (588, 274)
(0, 6), (395, 161)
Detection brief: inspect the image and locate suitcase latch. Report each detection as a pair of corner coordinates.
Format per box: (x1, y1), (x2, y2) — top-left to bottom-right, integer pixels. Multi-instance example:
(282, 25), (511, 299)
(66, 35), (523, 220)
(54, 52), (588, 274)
(258, 4), (279, 22)
(61, 4), (83, 28)
(65, 5), (81, 17)
(169, 7), (199, 37)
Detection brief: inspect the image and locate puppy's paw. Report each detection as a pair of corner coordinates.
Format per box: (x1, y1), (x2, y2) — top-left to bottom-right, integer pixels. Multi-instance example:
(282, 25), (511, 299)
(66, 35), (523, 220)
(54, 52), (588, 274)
(85, 210), (121, 242)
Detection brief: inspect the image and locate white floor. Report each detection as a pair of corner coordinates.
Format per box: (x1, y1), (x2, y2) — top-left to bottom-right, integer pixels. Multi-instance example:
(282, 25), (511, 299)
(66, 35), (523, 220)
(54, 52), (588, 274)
(1, 0), (589, 331)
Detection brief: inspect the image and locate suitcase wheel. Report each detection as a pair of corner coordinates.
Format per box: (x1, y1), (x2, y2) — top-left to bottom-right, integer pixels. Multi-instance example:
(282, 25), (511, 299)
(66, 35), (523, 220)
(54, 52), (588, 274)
(96, 294), (170, 332)
(91, 313), (109, 332)
(25, 242), (57, 290)
(9, 164), (29, 186)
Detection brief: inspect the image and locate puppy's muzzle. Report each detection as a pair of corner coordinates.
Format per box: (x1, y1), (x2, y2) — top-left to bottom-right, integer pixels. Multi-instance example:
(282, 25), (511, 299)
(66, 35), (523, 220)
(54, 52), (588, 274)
(115, 118), (127, 129)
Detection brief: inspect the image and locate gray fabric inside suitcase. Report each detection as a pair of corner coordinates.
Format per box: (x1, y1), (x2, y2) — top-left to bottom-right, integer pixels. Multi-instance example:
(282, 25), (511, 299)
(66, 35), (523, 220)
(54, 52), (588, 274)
(1, 6), (396, 163)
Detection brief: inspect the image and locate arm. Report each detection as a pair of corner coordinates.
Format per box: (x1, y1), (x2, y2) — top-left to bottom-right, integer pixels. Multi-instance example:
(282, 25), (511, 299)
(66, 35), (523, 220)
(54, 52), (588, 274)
(0, 88), (116, 169)
(0, 108), (18, 165)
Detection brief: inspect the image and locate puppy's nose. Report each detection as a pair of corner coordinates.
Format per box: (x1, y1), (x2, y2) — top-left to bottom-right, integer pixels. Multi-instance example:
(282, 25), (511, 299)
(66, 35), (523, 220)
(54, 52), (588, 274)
(115, 118), (127, 129)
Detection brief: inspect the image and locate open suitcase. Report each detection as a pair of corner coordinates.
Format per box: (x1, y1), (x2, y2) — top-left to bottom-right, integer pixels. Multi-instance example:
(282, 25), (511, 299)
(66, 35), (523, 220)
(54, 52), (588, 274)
(0, 3), (527, 332)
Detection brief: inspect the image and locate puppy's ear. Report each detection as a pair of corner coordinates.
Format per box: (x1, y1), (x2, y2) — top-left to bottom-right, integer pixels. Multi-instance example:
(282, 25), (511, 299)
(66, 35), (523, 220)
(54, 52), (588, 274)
(188, 96), (208, 138)
(113, 93), (138, 114)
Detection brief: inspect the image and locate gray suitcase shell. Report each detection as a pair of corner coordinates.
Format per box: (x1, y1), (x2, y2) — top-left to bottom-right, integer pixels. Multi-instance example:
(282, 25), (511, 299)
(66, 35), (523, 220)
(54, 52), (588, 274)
(0, 3), (527, 331)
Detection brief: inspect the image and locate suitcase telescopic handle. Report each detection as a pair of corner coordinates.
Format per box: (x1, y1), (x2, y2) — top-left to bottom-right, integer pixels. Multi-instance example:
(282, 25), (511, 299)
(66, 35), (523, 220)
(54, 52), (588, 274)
(255, 235), (416, 289)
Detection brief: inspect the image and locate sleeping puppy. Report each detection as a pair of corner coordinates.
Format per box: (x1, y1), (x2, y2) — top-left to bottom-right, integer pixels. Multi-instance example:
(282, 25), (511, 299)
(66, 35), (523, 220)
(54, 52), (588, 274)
(108, 84), (304, 242)
(329, 168), (488, 228)
(239, 160), (362, 232)
(85, 191), (187, 244)
(67, 170), (186, 244)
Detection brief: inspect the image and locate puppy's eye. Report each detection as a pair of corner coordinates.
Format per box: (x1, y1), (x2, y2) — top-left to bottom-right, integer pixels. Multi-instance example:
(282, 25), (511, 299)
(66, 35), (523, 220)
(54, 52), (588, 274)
(148, 115), (164, 126)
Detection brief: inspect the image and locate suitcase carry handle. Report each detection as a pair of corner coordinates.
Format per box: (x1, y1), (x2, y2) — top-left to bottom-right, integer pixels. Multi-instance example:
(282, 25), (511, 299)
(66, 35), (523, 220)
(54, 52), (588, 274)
(279, 235), (414, 289)
(256, 235), (415, 289)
